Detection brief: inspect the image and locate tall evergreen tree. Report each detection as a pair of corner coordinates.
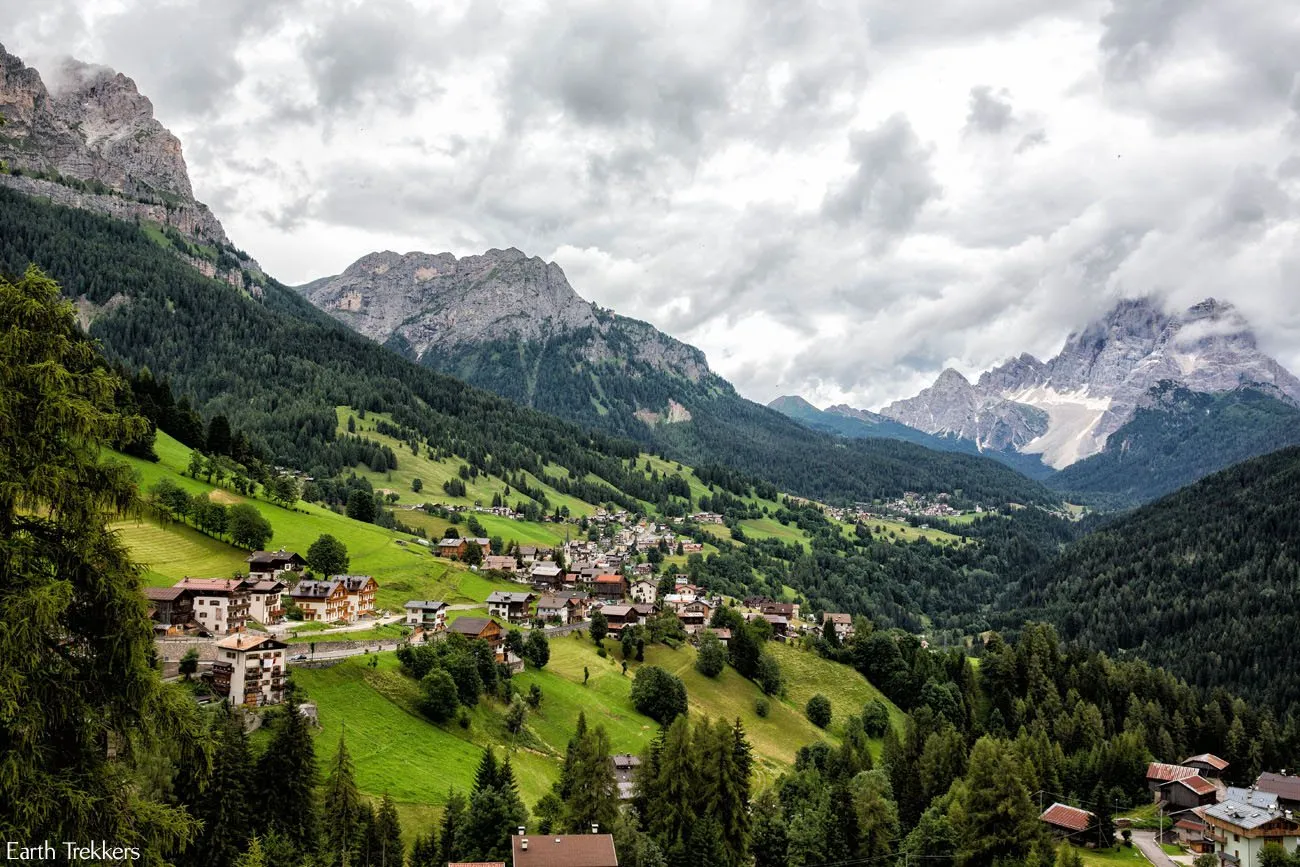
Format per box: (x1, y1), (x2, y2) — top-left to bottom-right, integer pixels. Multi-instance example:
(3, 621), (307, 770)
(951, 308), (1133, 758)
(646, 716), (697, 857)
(375, 793), (403, 867)
(562, 724), (619, 833)
(322, 732), (363, 866)
(189, 704), (254, 867)
(438, 790), (468, 866)
(256, 687), (319, 851)
(0, 266), (206, 856)
(955, 737), (1043, 867)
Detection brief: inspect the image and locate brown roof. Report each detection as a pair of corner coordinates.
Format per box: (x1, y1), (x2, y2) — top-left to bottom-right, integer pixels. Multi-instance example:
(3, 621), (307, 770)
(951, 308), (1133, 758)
(1256, 772), (1300, 803)
(593, 574), (624, 584)
(144, 586), (189, 602)
(511, 834), (618, 867)
(448, 863), (506, 867)
(1040, 802), (1094, 833)
(249, 580), (286, 593)
(1175, 818), (1206, 831)
(1167, 776), (1217, 796)
(824, 612), (852, 624)
(1183, 753), (1230, 771)
(1147, 762), (1202, 783)
(449, 617), (499, 637)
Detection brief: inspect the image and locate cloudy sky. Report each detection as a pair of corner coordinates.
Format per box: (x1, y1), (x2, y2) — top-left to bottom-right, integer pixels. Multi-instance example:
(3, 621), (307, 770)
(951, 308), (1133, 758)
(7, 0), (1300, 408)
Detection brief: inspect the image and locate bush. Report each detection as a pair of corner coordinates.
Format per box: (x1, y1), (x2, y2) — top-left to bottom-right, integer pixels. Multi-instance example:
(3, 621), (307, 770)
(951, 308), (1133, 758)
(862, 699), (891, 737)
(694, 631), (727, 678)
(806, 693), (832, 728)
(523, 629), (550, 669)
(630, 665), (688, 724)
(419, 668), (460, 722)
(756, 653), (783, 696)
(457, 708), (471, 729)
(596, 646), (607, 658)
(755, 697), (770, 718)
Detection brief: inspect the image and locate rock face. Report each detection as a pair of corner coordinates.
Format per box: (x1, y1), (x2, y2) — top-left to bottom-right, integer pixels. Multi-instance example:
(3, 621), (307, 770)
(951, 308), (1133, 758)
(298, 247), (712, 383)
(0, 44), (256, 278)
(881, 297), (1300, 468)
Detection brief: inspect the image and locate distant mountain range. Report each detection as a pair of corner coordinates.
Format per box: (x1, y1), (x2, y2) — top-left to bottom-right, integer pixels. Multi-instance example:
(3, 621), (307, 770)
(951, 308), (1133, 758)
(766, 395), (1057, 479)
(295, 250), (1057, 507)
(878, 297), (1300, 468)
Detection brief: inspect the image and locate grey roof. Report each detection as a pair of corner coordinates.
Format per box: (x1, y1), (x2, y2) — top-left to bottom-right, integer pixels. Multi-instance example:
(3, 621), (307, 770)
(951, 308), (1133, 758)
(404, 600), (447, 611)
(1225, 787), (1279, 811)
(486, 591), (535, 604)
(1205, 801), (1289, 831)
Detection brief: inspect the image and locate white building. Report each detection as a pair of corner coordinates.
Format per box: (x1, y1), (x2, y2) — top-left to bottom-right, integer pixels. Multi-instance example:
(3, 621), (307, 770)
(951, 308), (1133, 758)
(404, 600), (448, 631)
(247, 579), (287, 626)
(212, 632), (288, 706)
(1205, 799), (1300, 867)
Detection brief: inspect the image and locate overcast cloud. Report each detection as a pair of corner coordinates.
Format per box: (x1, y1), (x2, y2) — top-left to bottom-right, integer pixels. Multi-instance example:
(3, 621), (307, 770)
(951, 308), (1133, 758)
(5, 0), (1300, 409)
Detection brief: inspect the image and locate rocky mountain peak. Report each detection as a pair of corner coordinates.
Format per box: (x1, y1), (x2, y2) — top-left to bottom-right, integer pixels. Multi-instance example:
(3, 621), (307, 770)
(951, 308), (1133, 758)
(297, 247), (713, 385)
(0, 44), (256, 284)
(881, 295), (1300, 468)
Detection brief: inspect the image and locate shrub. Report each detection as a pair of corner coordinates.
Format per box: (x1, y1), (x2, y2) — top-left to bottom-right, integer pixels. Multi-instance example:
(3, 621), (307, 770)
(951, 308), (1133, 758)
(862, 699), (891, 736)
(419, 668), (460, 722)
(806, 693), (832, 728)
(457, 709), (471, 729)
(630, 666), (688, 724)
(694, 631), (727, 678)
(755, 697), (770, 718)
(756, 653), (783, 696)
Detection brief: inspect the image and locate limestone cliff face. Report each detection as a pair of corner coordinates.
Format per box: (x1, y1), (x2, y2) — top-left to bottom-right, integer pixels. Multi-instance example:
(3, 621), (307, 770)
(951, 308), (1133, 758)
(298, 247), (712, 382)
(0, 44), (258, 281)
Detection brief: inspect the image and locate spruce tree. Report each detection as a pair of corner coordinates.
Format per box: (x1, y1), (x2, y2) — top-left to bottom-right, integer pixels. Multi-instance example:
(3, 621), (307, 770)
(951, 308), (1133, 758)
(647, 716), (697, 855)
(190, 705), (254, 867)
(375, 793), (403, 867)
(563, 725), (619, 833)
(256, 687), (319, 851)
(322, 732), (363, 865)
(955, 737), (1041, 867)
(438, 790), (468, 865)
(0, 266), (205, 855)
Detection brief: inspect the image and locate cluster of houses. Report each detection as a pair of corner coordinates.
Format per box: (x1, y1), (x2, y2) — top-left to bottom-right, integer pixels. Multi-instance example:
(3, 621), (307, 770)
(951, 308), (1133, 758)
(825, 491), (975, 528)
(1038, 753), (1300, 867)
(145, 548), (379, 637)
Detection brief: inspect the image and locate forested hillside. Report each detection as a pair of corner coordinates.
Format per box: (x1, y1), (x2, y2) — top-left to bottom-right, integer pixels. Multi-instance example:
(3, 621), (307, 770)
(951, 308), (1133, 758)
(1048, 383), (1300, 507)
(0, 187), (1055, 510)
(1018, 446), (1300, 710)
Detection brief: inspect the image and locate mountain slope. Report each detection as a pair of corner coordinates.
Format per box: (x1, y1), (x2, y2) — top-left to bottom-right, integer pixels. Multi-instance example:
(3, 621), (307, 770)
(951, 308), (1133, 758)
(1048, 382), (1300, 506)
(298, 249), (1058, 507)
(0, 186), (1057, 513)
(1018, 446), (1300, 710)
(882, 298), (1300, 468)
(768, 394), (1056, 480)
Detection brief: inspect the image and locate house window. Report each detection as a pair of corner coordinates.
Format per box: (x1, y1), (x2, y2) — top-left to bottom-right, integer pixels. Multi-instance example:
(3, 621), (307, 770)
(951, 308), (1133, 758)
(227, 652), (235, 659)
(1234, 834), (1239, 842)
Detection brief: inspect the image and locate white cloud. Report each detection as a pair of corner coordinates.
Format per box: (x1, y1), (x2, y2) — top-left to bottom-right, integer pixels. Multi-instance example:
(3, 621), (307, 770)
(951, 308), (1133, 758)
(4, 0), (1300, 410)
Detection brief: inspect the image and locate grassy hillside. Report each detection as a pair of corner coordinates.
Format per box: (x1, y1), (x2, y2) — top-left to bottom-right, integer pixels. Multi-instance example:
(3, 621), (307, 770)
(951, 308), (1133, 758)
(111, 432), (525, 608)
(291, 634), (903, 834)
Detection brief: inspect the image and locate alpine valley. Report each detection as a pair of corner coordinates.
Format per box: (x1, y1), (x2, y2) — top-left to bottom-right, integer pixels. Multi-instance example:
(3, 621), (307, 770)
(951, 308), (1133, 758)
(8, 37), (1300, 867)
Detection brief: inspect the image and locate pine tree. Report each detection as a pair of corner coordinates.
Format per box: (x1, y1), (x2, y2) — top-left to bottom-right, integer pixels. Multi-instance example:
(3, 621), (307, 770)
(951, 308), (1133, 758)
(955, 737), (1042, 867)
(647, 715), (697, 855)
(256, 687), (319, 851)
(438, 790), (468, 865)
(322, 732), (363, 865)
(190, 705), (254, 867)
(562, 724), (619, 833)
(0, 266), (205, 855)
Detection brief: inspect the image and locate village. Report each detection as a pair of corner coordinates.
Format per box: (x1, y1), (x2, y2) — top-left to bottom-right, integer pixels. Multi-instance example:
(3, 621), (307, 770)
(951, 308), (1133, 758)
(143, 507), (850, 711)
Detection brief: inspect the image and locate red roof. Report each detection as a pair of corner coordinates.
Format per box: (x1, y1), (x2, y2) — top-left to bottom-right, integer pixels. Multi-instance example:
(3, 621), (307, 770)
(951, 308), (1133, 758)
(1040, 802), (1094, 832)
(1147, 762), (1203, 783)
(593, 574), (624, 584)
(1183, 753), (1230, 771)
(1167, 776), (1217, 796)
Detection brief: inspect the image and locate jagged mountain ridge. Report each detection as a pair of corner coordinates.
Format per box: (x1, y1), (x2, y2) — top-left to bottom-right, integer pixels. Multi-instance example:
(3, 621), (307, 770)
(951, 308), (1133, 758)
(0, 44), (258, 284)
(880, 297), (1300, 468)
(297, 247), (713, 399)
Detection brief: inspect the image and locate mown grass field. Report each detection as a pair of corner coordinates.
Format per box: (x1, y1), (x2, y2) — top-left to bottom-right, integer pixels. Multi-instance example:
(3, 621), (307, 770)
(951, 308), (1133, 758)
(284, 623), (413, 644)
(396, 508), (569, 548)
(737, 516), (814, 550)
(291, 631), (904, 837)
(110, 432), (521, 609)
(334, 407), (596, 517)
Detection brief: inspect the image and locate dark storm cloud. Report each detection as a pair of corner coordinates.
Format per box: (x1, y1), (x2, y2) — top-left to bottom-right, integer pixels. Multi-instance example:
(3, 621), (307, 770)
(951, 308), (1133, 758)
(822, 115), (940, 235)
(965, 86), (1015, 134)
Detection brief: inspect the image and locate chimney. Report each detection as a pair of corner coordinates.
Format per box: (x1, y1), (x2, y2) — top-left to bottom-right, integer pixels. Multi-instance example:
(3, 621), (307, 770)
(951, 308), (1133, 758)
(591, 823), (599, 835)
(517, 826), (525, 836)
(520, 839), (528, 851)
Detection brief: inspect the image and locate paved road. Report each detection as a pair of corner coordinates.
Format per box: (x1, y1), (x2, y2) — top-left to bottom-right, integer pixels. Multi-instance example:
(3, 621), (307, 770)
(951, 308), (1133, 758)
(1133, 830), (1180, 867)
